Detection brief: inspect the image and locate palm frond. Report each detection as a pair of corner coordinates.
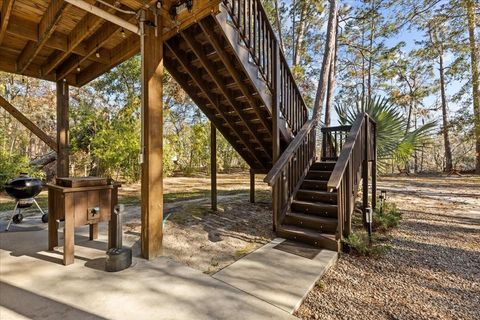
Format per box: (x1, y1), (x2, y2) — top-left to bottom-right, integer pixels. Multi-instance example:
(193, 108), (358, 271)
(334, 96), (436, 163)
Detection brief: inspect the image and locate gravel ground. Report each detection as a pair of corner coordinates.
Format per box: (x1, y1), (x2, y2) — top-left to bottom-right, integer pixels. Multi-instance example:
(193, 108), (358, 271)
(296, 175), (480, 320)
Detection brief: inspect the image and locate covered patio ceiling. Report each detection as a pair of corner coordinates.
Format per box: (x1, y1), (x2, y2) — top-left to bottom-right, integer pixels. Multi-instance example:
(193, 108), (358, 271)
(0, 0), (220, 87)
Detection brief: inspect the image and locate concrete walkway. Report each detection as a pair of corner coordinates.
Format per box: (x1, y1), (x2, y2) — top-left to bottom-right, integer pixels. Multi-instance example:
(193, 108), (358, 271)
(214, 238), (338, 313)
(0, 216), (335, 319)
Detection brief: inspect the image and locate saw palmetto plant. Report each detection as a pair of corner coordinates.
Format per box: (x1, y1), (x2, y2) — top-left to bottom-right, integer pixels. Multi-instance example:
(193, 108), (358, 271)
(335, 96), (436, 167)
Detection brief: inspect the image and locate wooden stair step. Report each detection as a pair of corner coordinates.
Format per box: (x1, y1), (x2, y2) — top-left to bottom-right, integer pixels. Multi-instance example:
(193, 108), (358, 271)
(301, 179), (328, 191)
(306, 170), (332, 180)
(277, 225), (340, 252)
(284, 212), (338, 233)
(296, 189), (337, 204)
(310, 162), (336, 171)
(291, 200), (338, 218)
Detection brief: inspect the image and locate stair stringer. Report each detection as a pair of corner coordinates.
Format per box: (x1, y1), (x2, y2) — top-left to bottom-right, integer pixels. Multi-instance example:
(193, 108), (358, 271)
(215, 4), (293, 143)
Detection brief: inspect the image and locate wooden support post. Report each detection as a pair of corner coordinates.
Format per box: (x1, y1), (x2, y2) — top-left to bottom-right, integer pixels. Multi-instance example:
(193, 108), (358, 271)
(56, 80), (69, 177)
(140, 10), (164, 260)
(362, 116), (369, 226)
(211, 122), (217, 211)
(249, 169), (255, 203)
(272, 45), (281, 231)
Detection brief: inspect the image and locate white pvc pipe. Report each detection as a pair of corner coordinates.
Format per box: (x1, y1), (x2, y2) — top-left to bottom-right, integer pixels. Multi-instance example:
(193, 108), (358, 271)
(64, 0), (140, 34)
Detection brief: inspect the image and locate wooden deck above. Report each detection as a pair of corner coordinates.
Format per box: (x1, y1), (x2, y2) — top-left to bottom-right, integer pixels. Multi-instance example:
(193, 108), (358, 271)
(0, 0), (221, 86)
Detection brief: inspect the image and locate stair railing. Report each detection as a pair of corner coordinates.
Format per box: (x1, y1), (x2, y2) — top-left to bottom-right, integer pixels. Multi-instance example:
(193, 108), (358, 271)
(223, 0), (308, 135)
(326, 113), (377, 239)
(321, 125), (352, 161)
(264, 119), (316, 229)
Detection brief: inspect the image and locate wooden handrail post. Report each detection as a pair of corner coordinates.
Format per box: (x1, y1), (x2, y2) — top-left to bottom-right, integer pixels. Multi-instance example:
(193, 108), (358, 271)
(272, 43), (281, 231)
(371, 121), (377, 210)
(362, 115), (369, 226)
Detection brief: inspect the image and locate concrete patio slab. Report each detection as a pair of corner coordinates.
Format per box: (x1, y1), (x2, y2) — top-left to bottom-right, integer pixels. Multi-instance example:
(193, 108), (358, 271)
(213, 238), (338, 313)
(0, 222), (296, 320)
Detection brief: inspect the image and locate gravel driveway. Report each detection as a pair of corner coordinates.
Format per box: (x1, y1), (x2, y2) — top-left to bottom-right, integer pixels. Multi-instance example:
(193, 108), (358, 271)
(296, 175), (480, 320)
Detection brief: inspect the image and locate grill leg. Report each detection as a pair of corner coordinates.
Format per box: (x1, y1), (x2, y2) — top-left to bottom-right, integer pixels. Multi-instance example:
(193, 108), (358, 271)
(5, 202), (19, 231)
(32, 199), (45, 215)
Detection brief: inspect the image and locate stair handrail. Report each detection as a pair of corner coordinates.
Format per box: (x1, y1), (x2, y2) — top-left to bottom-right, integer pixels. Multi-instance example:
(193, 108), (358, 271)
(327, 113), (376, 191)
(326, 113), (377, 238)
(222, 0), (308, 134)
(264, 119), (314, 185)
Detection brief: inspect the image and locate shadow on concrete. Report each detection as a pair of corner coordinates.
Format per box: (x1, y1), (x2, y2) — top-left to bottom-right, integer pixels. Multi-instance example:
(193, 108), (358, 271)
(0, 281), (107, 320)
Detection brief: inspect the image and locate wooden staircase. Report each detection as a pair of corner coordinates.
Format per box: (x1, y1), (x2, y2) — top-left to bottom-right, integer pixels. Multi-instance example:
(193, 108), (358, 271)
(278, 161), (340, 251)
(162, 0), (377, 251)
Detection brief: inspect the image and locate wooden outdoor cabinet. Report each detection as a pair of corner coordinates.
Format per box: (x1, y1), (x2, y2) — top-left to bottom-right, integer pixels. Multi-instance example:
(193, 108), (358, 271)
(47, 178), (120, 265)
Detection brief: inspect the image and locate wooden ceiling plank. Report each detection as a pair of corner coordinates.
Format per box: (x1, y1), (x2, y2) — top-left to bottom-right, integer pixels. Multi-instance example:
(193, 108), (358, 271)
(57, 11), (136, 80)
(42, 2), (119, 76)
(6, 15), (109, 64)
(16, 0), (70, 74)
(0, 0), (15, 46)
(76, 34), (140, 86)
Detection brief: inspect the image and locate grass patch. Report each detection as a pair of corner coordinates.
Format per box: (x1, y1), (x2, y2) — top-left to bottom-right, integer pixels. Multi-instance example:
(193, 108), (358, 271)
(234, 243), (256, 258)
(343, 231), (393, 256)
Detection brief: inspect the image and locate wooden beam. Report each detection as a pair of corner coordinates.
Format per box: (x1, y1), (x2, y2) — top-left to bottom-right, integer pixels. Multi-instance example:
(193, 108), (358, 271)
(57, 12), (135, 80)
(0, 0), (14, 46)
(16, 0), (70, 73)
(211, 122), (217, 211)
(43, 0), (122, 76)
(76, 34), (139, 86)
(0, 95), (58, 151)
(0, 52), (65, 84)
(64, 0), (139, 34)
(6, 15), (109, 65)
(141, 11), (163, 260)
(56, 81), (69, 177)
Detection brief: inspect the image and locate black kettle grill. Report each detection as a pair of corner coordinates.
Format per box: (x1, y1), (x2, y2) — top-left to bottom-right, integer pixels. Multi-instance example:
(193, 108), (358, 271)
(4, 173), (47, 231)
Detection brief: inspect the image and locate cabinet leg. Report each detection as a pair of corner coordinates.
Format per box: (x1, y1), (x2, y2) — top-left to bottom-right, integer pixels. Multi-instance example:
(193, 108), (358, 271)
(63, 217), (74, 266)
(89, 223), (98, 240)
(48, 217), (58, 251)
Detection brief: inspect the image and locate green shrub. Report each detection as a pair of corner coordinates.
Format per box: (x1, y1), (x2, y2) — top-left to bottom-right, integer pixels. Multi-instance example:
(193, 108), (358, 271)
(343, 231), (392, 256)
(373, 202), (401, 232)
(0, 150), (44, 190)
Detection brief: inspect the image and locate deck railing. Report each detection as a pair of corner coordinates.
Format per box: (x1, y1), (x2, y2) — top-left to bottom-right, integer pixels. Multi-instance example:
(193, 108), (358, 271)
(223, 0), (308, 135)
(327, 114), (377, 238)
(321, 125), (352, 161)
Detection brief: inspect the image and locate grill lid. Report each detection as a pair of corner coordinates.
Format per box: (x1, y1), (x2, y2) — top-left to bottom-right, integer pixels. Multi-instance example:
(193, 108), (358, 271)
(4, 173), (43, 200)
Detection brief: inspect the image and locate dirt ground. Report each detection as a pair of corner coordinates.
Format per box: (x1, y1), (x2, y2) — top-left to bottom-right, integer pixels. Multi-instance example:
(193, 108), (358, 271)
(296, 175), (480, 320)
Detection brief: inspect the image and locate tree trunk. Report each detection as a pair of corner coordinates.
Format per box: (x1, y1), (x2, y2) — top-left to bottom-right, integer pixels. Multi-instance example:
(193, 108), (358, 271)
(439, 53), (453, 172)
(325, 15), (339, 127)
(274, 0), (285, 53)
(312, 0), (338, 123)
(464, 0), (480, 174)
(293, 3), (307, 66)
(367, 0), (375, 102)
